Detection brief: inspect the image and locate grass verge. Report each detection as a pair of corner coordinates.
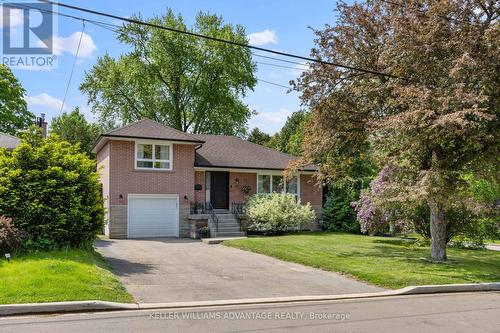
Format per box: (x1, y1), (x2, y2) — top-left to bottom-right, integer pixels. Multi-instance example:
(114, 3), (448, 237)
(0, 248), (133, 304)
(224, 232), (500, 289)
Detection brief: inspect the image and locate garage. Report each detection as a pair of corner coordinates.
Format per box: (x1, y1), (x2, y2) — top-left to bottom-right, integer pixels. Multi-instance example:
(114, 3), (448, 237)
(128, 194), (179, 238)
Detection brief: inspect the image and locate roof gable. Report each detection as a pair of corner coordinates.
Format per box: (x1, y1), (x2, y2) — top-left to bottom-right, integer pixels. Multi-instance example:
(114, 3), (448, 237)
(0, 132), (20, 150)
(104, 119), (204, 143)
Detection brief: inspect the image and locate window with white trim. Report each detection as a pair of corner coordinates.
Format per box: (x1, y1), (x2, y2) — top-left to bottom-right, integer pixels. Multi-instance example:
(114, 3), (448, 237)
(136, 143), (172, 170)
(257, 174), (299, 199)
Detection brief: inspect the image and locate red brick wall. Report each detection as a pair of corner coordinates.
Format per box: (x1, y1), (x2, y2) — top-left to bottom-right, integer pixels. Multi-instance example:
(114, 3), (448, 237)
(300, 174), (322, 206)
(96, 142), (110, 222)
(194, 171), (205, 204)
(108, 140), (195, 207)
(229, 172), (257, 204)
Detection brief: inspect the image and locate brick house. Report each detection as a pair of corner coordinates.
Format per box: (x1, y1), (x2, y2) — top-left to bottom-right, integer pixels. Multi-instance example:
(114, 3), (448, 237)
(93, 119), (322, 239)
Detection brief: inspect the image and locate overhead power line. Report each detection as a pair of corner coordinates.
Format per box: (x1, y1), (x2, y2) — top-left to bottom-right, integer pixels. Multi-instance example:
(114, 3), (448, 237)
(59, 20), (85, 115)
(252, 53), (309, 67)
(257, 79), (291, 90)
(7, 2), (296, 92)
(35, 0), (401, 80)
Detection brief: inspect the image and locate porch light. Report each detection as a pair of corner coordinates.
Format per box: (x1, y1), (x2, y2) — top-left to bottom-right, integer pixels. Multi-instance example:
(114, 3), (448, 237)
(235, 178), (239, 185)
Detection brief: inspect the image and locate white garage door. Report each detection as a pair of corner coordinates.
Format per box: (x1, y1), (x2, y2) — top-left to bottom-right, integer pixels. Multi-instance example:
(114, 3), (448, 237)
(128, 195), (179, 238)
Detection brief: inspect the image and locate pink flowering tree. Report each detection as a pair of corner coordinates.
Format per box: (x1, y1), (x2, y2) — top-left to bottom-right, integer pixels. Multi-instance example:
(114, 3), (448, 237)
(353, 165), (412, 235)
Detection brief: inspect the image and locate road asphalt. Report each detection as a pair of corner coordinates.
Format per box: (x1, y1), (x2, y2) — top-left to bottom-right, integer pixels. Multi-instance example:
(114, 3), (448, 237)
(1, 292), (498, 333)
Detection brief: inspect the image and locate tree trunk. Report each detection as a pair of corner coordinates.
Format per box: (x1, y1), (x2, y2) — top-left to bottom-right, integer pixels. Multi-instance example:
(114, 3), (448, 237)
(429, 202), (447, 262)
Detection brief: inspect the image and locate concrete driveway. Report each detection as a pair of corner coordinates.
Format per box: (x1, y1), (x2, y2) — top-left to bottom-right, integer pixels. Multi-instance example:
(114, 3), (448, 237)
(95, 238), (384, 303)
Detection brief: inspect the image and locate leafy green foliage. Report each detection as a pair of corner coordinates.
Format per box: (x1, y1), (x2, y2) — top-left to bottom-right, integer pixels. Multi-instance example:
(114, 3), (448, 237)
(412, 203), (499, 248)
(295, 1), (499, 261)
(80, 9), (257, 136)
(0, 128), (104, 249)
(247, 127), (271, 146)
(323, 183), (360, 233)
(0, 64), (33, 135)
(267, 110), (309, 156)
(50, 107), (103, 155)
(246, 193), (316, 234)
(0, 215), (24, 253)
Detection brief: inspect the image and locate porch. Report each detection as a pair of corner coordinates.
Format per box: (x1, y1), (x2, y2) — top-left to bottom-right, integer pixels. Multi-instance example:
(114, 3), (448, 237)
(188, 201), (246, 239)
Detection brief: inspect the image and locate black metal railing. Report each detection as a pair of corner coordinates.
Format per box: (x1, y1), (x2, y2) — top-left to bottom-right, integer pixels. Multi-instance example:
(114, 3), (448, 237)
(231, 202), (246, 232)
(206, 202), (219, 232)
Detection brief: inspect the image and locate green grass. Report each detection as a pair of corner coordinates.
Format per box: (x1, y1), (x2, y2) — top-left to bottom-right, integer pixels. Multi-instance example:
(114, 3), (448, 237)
(0, 249), (133, 304)
(224, 232), (500, 289)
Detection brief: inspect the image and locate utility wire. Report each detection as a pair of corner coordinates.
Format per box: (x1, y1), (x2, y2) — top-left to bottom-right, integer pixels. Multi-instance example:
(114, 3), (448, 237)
(256, 61), (308, 71)
(59, 20), (85, 115)
(257, 79), (291, 90)
(35, 0), (402, 80)
(8, 3), (297, 93)
(7, 2), (315, 75)
(252, 53), (308, 67)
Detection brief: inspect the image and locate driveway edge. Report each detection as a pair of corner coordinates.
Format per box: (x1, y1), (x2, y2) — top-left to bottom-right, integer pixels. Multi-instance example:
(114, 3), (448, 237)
(1, 282), (498, 316)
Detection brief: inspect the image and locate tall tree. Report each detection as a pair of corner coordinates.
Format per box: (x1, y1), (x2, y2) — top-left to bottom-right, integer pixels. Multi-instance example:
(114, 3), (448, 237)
(0, 64), (33, 135)
(293, 0), (499, 261)
(80, 9), (257, 136)
(50, 107), (102, 155)
(268, 110), (309, 156)
(247, 127), (271, 146)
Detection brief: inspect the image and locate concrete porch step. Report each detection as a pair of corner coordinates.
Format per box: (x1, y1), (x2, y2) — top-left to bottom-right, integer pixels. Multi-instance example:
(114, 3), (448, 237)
(212, 226), (240, 232)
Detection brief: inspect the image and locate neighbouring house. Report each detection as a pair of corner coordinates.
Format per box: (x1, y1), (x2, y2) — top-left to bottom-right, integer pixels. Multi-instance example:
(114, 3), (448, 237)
(0, 114), (46, 151)
(93, 119), (322, 239)
(0, 132), (20, 150)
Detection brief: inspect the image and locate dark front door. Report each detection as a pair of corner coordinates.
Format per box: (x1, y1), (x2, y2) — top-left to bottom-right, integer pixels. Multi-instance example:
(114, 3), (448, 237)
(210, 171), (229, 209)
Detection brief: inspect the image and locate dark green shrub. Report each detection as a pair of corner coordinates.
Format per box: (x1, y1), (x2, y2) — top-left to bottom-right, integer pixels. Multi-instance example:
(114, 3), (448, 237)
(0, 129), (104, 249)
(323, 183), (360, 233)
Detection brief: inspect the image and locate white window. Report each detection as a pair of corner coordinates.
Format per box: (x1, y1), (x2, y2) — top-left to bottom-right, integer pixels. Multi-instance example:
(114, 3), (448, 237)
(257, 174), (299, 199)
(285, 175), (299, 199)
(135, 143), (172, 170)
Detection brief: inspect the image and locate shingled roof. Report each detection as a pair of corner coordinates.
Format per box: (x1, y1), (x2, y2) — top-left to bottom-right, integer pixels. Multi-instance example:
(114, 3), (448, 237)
(93, 120), (316, 171)
(0, 132), (20, 150)
(192, 134), (316, 171)
(103, 119), (204, 143)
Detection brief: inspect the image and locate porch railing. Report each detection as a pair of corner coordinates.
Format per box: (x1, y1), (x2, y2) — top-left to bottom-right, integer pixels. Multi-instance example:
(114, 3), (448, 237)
(231, 202), (246, 232)
(190, 201), (219, 233)
(206, 202), (219, 232)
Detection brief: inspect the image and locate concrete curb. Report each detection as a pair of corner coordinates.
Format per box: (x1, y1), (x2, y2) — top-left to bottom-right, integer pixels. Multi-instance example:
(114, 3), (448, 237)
(0, 301), (138, 316)
(1, 282), (498, 316)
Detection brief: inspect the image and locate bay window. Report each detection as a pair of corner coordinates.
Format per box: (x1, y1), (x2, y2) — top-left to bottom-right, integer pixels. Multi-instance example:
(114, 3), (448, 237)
(136, 142), (172, 170)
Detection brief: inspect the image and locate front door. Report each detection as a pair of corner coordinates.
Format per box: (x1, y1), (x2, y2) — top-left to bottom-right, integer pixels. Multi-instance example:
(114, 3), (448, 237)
(210, 171), (229, 209)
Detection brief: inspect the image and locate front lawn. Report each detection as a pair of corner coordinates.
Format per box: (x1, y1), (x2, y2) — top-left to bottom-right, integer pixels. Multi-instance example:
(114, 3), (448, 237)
(224, 233), (500, 289)
(0, 249), (133, 304)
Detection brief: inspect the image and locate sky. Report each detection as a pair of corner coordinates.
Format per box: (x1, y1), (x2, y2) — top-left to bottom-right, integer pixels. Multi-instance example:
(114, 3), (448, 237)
(2, 0), (339, 134)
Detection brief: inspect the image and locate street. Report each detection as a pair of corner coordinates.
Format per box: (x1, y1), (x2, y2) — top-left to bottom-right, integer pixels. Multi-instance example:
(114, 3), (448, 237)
(1, 292), (498, 333)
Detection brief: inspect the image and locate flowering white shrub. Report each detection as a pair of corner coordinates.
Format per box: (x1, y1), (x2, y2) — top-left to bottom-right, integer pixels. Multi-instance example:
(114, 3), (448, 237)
(246, 193), (316, 234)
